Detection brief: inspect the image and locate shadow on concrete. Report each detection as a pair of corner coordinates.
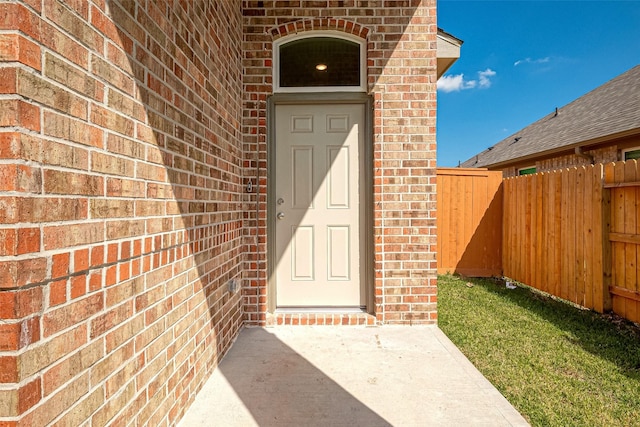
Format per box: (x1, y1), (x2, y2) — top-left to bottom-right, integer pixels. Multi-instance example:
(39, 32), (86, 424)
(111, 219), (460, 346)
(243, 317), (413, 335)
(180, 326), (530, 426)
(214, 327), (391, 426)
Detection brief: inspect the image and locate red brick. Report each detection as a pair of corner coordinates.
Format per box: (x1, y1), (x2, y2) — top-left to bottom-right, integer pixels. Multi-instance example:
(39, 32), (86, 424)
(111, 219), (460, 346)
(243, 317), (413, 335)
(0, 67), (17, 94)
(105, 265), (117, 286)
(0, 33), (41, 70)
(0, 287), (43, 319)
(132, 239), (142, 257)
(0, 164), (42, 193)
(88, 270), (102, 292)
(70, 275), (86, 299)
(90, 245), (104, 267)
(19, 316), (40, 350)
(0, 323), (20, 351)
(23, 0), (42, 13)
(49, 279), (67, 307)
(131, 258), (141, 276)
(0, 100), (40, 132)
(74, 248), (90, 272)
(52, 253), (70, 279)
(142, 255), (151, 273)
(0, 3), (41, 40)
(15, 227), (40, 255)
(0, 316), (40, 351)
(18, 377), (41, 414)
(106, 242), (119, 262)
(0, 356), (18, 383)
(119, 261), (130, 281)
(120, 241), (131, 259)
(16, 165), (42, 193)
(0, 258), (47, 289)
(0, 165), (17, 192)
(0, 133), (37, 160)
(0, 229), (17, 256)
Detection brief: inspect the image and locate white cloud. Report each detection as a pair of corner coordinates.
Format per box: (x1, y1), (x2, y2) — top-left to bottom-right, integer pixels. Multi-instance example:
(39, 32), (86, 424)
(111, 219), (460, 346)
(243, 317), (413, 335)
(514, 57), (550, 66)
(437, 68), (496, 92)
(437, 74), (475, 92)
(478, 69), (496, 88)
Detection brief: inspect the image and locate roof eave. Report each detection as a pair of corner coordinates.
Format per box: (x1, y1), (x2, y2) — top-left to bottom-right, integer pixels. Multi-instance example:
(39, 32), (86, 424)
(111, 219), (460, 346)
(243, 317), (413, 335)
(437, 29), (463, 79)
(478, 127), (640, 169)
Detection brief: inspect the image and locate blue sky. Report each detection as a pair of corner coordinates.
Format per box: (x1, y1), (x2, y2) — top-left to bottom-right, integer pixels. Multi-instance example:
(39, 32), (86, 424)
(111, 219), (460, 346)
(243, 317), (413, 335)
(436, 0), (640, 167)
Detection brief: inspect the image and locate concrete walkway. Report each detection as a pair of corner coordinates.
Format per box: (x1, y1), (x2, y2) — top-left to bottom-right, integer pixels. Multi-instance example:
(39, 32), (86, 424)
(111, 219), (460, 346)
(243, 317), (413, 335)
(178, 326), (529, 426)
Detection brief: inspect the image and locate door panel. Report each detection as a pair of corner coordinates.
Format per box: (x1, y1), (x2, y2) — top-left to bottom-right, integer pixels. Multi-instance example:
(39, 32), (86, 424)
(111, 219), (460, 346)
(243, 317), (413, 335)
(275, 104), (365, 307)
(291, 226), (314, 280)
(327, 146), (350, 208)
(292, 147), (314, 209)
(328, 226), (351, 280)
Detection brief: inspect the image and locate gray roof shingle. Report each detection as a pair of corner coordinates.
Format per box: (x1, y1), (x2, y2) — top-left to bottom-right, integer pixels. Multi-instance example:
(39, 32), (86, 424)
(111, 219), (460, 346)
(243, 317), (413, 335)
(461, 65), (640, 168)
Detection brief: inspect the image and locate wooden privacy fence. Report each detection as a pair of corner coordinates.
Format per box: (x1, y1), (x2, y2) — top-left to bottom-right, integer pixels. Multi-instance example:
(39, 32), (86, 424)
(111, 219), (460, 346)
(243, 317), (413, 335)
(438, 161), (640, 324)
(503, 161), (640, 324)
(437, 168), (503, 277)
(502, 165), (608, 313)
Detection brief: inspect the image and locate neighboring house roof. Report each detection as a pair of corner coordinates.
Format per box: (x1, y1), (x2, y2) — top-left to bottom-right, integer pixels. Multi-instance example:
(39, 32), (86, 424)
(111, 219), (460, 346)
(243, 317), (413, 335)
(437, 28), (463, 78)
(461, 64), (640, 168)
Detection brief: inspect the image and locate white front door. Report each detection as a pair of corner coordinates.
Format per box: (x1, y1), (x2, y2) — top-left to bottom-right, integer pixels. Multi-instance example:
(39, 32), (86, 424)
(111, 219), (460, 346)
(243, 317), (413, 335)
(274, 103), (365, 307)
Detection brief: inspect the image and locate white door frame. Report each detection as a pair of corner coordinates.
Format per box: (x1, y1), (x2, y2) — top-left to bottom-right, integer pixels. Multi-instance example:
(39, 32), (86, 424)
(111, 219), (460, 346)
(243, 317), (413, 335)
(266, 93), (374, 313)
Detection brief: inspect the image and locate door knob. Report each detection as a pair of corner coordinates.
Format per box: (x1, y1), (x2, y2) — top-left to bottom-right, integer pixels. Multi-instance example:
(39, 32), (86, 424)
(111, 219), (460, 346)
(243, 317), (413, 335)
(277, 212), (285, 220)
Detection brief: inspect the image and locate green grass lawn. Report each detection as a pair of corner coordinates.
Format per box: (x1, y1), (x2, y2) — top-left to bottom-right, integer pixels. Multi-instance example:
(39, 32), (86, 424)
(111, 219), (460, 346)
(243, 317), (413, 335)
(438, 274), (640, 427)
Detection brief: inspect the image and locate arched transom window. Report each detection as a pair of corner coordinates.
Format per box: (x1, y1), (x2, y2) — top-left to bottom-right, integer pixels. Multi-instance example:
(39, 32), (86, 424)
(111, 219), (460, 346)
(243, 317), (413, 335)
(274, 32), (366, 92)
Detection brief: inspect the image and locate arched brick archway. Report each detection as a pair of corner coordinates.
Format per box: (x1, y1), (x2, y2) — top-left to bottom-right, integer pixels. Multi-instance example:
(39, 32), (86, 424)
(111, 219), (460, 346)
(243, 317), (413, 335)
(269, 18), (370, 41)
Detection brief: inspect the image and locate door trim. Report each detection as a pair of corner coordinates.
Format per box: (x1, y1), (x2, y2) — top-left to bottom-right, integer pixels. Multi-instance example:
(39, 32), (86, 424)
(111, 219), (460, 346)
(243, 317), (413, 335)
(266, 93), (374, 314)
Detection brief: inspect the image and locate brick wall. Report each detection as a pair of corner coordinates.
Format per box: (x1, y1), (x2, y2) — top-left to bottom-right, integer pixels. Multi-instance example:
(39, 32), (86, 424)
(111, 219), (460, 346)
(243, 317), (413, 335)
(242, 0), (438, 325)
(0, 1), (244, 425)
(1, 0), (439, 423)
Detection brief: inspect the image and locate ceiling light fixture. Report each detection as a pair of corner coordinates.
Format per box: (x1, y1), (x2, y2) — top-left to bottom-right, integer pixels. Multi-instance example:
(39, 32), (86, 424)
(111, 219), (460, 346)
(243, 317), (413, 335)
(315, 64), (327, 71)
